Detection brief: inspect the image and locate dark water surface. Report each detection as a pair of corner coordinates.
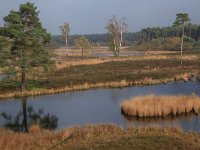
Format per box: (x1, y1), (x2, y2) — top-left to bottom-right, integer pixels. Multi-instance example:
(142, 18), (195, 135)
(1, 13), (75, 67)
(0, 74), (7, 81)
(0, 81), (200, 132)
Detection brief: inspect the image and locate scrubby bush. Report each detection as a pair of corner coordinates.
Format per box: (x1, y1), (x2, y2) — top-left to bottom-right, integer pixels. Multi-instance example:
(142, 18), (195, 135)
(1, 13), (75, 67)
(163, 37), (181, 50)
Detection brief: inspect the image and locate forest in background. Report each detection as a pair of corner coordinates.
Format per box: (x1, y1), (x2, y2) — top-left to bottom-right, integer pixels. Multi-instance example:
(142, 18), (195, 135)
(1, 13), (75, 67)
(51, 23), (200, 51)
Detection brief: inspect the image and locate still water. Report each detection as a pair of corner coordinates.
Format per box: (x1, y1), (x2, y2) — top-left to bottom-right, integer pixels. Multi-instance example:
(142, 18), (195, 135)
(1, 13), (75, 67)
(0, 74), (7, 81)
(0, 81), (200, 132)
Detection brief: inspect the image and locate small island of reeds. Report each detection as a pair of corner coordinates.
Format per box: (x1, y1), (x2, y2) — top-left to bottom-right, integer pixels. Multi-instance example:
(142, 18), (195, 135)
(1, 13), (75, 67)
(121, 94), (200, 118)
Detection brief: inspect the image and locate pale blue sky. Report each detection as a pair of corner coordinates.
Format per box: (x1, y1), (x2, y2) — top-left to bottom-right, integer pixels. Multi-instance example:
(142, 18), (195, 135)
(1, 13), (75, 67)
(0, 0), (200, 35)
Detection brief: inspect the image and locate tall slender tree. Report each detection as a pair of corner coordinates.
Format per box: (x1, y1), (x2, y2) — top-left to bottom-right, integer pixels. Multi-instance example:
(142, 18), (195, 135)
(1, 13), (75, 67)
(173, 13), (190, 64)
(0, 2), (52, 92)
(106, 16), (127, 56)
(119, 17), (127, 48)
(60, 22), (70, 48)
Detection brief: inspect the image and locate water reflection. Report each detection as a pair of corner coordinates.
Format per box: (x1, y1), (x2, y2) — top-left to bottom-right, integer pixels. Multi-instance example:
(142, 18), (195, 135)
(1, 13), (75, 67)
(1, 97), (58, 132)
(123, 113), (200, 131)
(0, 74), (7, 81)
(194, 79), (200, 95)
(123, 113), (199, 124)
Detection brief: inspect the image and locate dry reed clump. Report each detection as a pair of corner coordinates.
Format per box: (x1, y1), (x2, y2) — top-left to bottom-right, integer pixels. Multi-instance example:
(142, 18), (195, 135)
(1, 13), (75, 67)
(121, 94), (200, 118)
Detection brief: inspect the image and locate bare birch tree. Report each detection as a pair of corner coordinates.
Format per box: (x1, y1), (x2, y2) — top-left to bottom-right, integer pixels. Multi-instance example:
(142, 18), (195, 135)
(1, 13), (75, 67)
(60, 22), (70, 48)
(119, 17), (127, 48)
(106, 16), (127, 56)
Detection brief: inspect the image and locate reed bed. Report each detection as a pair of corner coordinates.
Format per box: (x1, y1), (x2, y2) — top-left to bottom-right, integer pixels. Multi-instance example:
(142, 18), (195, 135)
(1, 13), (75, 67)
(121, 95), (200, 118)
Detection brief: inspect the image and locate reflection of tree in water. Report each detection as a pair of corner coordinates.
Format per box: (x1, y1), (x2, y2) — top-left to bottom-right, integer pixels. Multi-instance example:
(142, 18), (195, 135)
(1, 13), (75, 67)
(1, 98), (58, 132)
(194, 79), (200, 95)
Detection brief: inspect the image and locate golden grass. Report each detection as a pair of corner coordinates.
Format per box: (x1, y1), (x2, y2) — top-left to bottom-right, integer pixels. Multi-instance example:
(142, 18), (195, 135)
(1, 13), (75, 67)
(121, 94), (200, 118)
(53, 48), (199, 70)
(0, 124), (122, 150)
(1, 124), (200, 150)
(0, 126), (64, 150)
(55, 55), (170, 69)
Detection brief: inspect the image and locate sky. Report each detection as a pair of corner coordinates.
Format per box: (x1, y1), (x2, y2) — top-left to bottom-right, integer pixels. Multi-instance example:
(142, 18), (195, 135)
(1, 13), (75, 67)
(0, 0), (200, 35)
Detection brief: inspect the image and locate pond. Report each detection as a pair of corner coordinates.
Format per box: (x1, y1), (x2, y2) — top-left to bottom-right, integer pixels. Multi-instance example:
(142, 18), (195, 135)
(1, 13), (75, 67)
(0, 74), (7, 81)
(91, 51), (144, 57)
(0, 80), (200, 132)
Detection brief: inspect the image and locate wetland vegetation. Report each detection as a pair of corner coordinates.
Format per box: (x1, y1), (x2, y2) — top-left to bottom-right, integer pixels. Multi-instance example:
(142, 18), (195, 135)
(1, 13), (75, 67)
(121, 94), (200, 118)
(0, 1), (200, 150)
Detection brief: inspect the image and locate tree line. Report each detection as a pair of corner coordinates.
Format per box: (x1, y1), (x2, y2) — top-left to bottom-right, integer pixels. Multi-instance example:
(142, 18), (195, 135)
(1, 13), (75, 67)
(51, 14), (200, 50)
(52, 23), (200, 47)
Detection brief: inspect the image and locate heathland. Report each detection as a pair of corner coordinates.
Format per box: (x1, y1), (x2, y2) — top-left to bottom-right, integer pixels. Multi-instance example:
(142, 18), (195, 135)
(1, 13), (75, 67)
(0, 49), (199, 99)
(1, 3), (200, 150)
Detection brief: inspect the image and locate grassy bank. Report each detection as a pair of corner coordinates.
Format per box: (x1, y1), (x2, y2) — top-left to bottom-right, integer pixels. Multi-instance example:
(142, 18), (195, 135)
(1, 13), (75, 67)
(0, 56), (198, 99)
(48, 59), (197, 88)
(1, 125), (200, 150)
(121, 95), (200, 118)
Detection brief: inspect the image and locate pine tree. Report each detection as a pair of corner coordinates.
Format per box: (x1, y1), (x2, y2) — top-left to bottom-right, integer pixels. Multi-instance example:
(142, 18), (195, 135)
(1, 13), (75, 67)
(0, 2), (52, 92)
(173, 13), (190, 64)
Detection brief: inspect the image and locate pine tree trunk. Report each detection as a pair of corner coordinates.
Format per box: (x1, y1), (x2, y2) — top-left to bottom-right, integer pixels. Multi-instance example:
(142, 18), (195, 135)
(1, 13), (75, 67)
(21, 70), (26, 93)
(82, 48), (83, 59)
(181, 24), (185, 65)
(65, 37), (69, 56)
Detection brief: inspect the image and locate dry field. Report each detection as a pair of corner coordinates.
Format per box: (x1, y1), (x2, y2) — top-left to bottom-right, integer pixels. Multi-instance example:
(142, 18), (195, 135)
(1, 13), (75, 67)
(53, 48), (199, 69)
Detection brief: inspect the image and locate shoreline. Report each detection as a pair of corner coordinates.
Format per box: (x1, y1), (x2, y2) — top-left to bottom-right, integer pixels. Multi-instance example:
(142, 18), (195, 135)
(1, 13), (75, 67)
(0, 73), (195, 100)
